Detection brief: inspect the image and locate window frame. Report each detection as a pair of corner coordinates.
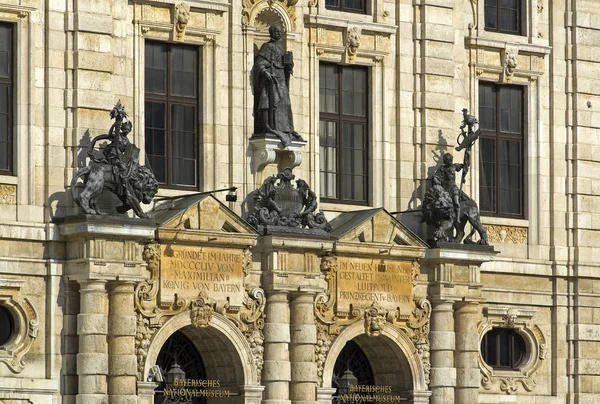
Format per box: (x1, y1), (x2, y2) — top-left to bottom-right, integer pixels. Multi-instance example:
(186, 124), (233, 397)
(483, 0), (526, 36)
(481, 327), (526, 371)
(0, 22), (13, 176)
(319, 62), (369, 206)
(144, 40), (201, 190)
(324, 0), (368, 15)
(478, 81), (526, 219)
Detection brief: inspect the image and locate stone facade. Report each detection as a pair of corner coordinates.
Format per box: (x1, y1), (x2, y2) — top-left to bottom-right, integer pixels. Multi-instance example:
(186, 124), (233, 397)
(0, 1), (599, 404)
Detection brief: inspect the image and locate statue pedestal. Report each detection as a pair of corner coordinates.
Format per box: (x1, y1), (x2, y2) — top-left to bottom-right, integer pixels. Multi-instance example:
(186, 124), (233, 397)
(421, 245), (497, 404)
(249, 137), (306, 173)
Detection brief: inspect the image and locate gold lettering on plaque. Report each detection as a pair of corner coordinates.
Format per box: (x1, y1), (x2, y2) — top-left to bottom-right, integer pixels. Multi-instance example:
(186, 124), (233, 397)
(336, 258), (413, 315)
(160, 245), (245, 306)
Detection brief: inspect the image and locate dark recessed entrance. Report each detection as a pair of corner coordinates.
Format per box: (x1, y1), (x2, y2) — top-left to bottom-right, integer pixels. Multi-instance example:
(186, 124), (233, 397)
(154, 331), (208, 404)
(332, 340), (375, 403)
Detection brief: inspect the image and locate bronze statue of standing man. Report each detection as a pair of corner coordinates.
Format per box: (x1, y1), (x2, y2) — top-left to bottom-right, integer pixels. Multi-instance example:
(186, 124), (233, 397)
(252, 25), (303, 147)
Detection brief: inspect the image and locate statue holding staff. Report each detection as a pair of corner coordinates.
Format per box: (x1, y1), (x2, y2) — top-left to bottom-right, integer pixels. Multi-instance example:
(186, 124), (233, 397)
(251, 25), (303, 147)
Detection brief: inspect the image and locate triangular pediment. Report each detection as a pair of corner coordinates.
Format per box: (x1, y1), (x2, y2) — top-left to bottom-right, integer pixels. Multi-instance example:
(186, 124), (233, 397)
(330, 208), (427, 248)
(151, 194), (257, 235)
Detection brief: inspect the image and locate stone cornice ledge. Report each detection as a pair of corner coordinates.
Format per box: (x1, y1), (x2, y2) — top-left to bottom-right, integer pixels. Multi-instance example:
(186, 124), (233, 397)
(305, 14), (397, 35)
(134, 0), (229, 13)
(465, 37), (552, 56)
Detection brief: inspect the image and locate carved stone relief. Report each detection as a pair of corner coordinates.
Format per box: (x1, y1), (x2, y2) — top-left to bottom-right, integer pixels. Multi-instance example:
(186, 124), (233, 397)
(0, 282), (39, 373)
(174, 2), (191, 41)
(134, 242), (266, 381)
(503, 46), (519, 83)
(345, 26), (361, 64)
(314, 256), (431, 386)
(0, 184), (16, 204)
(242, 0), (297, 31)
(484, 225), (527, 244)
(478, 307), (546, 394)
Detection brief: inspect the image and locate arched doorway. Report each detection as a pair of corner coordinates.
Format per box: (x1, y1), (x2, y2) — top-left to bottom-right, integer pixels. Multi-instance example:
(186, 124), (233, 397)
(320, 322), (431, 404)
(154, 331), (208, 404)
(142, 312), (264, 404)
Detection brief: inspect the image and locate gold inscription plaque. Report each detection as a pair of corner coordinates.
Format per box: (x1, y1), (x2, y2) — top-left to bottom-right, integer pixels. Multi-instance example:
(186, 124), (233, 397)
(336, 258), (413, 314)
(160, 245), (244, 306)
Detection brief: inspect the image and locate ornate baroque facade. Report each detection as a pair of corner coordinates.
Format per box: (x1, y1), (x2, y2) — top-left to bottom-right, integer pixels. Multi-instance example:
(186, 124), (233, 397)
(0, 0), (598, 404)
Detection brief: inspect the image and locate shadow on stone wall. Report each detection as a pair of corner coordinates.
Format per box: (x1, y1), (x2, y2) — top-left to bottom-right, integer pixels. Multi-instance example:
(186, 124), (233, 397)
(399, 129), (449, 241)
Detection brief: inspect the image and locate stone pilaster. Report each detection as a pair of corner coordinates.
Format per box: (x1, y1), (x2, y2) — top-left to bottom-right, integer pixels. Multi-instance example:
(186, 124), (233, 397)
(453, 301), (480, 404)
(136, 382), (159, 404)
(289, 293), (318, 404)
(108, 282), (137, 404)
(77, 279), (109, 404)
(429, 299), (456, 404)
(262, 291), (292, 404)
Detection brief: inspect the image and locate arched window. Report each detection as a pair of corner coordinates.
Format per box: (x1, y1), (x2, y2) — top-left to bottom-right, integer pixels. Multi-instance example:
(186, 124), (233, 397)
(0, 305), (14, 346)
(481, 328), (526, 370)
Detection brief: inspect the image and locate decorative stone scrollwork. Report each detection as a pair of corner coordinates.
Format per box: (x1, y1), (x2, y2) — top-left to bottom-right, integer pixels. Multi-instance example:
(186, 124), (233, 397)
(469, 0), (478, 30)
(134, 242), (266, 381)
(174, 2), (191, 41)
(478, 307), (546, 394)
(314, 255), (431, 386)
(345, 26), (362, 65)
(0, 284), (39, 373)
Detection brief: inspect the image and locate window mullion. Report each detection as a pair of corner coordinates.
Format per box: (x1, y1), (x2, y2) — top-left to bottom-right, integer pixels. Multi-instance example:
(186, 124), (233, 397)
(166, 45), (172, 187)
(337, 67), (343, 201)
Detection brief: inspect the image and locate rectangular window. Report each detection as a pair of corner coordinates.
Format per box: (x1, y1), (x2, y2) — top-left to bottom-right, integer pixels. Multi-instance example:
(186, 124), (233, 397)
(325, 0), (367, 14)
(0, 23), (13, 175)
(478, 82), (524, 218)
(319, 63), (368, 204)
(144, 41), (199, 189)
(484, 0), (523, 35)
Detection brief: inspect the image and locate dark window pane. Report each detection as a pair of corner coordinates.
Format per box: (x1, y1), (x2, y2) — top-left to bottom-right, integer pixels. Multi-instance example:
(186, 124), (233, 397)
(484, 4), (497, 30)
(171, 46), (197, 97)
(144, 102), (166, 183)
(479, 83), (496, 131)
(319, 64), (338, 114)
(479, 137), (496, 213)
(319, 120), (338, 199)
(325, 0), (339, 6)
(482, 329), (526, 369)
(500, 8), (518, 32)
(171, 104), (196, 186)
(0, 305), (13, 346)
(343, 0), (363, 10)
(145, 42), (166, 94)
(498, 139), (521, 215)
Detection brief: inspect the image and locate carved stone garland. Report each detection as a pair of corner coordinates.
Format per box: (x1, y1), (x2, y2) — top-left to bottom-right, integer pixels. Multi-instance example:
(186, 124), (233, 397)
(134, 243), (266, 382)
(314, 256), (431, 386)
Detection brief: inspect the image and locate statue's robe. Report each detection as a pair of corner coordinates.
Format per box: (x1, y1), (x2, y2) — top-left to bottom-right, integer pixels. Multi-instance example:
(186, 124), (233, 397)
(252, 40), (294, 135)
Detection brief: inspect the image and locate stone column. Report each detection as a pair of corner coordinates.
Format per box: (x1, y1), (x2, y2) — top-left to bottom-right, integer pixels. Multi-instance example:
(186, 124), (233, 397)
(77, 280), (109, 404)
(289, 293), (318, 404)
(108, 282), (138, 404)
(454, 301), (480, 404)
(262, 291), (291, 404)
(429, 299), (456, 404)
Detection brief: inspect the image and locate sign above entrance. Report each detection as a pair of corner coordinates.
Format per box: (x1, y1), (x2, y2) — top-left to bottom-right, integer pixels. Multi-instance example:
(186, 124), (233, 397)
(336, 257), (413, 315)
(160, 245), (245, 307)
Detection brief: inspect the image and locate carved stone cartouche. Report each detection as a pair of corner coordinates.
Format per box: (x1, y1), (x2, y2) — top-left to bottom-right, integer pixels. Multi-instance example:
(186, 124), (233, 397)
(246, 167), (331, 236)
(71, 101), (159, 219)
